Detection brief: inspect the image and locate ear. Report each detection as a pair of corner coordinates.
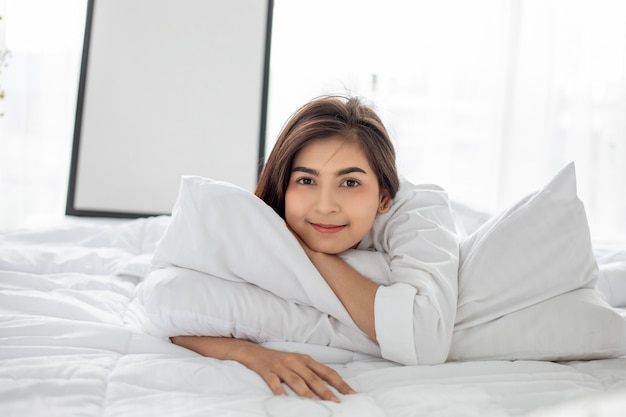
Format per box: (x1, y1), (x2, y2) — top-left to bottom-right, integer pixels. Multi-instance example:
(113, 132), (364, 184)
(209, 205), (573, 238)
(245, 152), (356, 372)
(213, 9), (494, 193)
(377, 191), (392, 214)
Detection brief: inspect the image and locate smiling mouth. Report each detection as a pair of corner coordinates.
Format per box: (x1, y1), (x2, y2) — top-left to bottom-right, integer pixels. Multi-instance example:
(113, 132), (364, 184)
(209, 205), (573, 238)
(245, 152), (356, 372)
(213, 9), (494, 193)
(310, 223), (346, 234)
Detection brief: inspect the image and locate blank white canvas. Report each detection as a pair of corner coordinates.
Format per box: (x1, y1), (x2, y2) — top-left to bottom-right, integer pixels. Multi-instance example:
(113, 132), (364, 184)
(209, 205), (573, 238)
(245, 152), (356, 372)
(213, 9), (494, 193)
(70, 0), (271, 215)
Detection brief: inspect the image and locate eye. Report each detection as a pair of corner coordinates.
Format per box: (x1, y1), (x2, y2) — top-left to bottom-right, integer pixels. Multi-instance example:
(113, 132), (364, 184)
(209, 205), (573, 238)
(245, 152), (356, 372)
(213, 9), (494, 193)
(296, 177), (315, 185)
(341, 179), (360, 188)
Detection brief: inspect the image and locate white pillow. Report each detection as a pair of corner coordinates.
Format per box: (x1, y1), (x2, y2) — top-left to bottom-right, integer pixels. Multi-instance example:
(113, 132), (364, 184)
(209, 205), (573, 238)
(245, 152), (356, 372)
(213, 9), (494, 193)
(449, 162), (626, 361)
(138, 266), (381, 357)
(449, 288), (626, 361)
(145, 176), (390, 359)
(151, 176), (355, 328)
(455, 162), (599, 330)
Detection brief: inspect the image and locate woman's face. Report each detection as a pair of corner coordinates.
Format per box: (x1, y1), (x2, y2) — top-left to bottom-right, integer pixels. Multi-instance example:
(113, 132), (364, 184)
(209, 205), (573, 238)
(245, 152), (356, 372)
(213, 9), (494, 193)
(284, 136), (391, 254)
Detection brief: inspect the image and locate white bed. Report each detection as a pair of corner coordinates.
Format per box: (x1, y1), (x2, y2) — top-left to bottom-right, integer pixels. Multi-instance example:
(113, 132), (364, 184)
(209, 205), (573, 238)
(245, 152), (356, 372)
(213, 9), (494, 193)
(2, 167), (626, 416)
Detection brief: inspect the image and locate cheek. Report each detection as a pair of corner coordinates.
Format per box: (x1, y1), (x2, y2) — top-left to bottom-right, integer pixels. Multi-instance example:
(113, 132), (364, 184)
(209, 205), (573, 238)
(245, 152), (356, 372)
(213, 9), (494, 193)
(351, 191), (382, 216)
(357, 196), (383, 228)
(360, 205), (381, 228)
(284, 188), (303, 221)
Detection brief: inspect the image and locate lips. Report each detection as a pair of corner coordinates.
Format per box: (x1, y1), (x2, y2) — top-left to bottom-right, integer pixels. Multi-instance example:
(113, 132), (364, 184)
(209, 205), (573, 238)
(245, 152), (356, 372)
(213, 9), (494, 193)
(310, 223), (346, 234)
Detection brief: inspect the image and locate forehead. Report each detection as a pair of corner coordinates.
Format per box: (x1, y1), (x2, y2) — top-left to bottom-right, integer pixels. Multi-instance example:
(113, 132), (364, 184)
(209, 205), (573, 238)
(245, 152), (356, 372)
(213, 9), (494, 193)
(293, 136), (370, 169)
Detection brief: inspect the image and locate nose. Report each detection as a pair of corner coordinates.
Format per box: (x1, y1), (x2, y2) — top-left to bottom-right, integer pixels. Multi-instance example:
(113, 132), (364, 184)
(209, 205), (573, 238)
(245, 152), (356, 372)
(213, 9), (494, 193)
(314, 186), (340, 214)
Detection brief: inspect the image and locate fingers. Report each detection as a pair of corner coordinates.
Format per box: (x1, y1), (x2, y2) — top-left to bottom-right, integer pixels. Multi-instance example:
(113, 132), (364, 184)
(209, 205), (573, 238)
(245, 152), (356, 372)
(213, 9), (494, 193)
(245, 347), (355, 402)
(288, 366), (339, 402)
(272, 354), (354, 403)
(308, 360), (356, 396)
(262, 373), (288, 397)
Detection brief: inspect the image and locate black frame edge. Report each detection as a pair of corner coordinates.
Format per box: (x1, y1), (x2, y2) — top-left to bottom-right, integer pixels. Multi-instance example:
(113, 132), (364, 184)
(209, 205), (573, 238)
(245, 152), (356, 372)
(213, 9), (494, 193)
(65, 0), (94, 217)
(257, 0), (274, 180)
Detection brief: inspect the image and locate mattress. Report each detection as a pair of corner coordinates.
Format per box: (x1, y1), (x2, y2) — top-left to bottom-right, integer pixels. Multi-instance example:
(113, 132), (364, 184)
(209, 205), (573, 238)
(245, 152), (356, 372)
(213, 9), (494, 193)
(1, 215), (625, 417)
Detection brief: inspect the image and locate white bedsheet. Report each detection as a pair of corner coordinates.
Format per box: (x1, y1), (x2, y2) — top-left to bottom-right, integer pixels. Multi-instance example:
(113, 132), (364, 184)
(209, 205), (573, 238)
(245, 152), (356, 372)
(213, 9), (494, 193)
(1, 216), (626, 417)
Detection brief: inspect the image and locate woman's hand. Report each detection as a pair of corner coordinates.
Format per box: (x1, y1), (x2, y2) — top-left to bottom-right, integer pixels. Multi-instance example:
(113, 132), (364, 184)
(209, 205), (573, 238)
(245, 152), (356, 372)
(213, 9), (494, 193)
(171, 336), (354, 402)
(236, 343), (354, 402)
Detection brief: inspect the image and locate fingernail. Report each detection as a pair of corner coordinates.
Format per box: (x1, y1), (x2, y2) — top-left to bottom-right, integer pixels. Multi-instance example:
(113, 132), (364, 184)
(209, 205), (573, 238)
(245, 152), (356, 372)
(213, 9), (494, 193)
(330, 396), (340, 403)
(347, 389), (357, 394)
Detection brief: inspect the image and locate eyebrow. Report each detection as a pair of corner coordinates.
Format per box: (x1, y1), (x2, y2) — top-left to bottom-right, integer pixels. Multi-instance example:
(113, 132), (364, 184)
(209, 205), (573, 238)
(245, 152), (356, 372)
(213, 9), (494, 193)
(292, 166), (368, 176)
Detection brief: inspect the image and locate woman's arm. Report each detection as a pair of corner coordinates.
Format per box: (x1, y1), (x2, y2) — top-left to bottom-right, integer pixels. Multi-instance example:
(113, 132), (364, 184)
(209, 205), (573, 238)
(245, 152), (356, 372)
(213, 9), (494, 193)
(170, 336), (354, 402)
(303, 251), (379, 342)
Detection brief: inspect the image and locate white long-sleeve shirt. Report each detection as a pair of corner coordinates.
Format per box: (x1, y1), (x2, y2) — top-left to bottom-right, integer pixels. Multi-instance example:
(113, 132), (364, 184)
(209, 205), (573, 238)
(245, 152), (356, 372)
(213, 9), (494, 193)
(356, 179), (460, 366)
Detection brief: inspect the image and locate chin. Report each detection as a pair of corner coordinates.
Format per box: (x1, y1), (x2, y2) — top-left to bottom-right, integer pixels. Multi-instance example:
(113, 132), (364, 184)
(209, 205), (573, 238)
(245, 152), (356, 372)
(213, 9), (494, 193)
(317, 249), (343, 255)
(307, 242), (352, 255)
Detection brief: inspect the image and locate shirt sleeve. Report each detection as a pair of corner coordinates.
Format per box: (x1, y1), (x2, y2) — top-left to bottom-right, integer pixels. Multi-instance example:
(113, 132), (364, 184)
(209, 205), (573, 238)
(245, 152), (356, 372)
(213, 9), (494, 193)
(365, 181), (460, 365)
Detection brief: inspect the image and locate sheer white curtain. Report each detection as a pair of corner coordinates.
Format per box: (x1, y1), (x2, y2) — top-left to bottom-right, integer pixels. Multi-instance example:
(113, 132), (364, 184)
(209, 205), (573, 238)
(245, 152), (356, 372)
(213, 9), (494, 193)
(0, 0), (86, 229)
(267, 0), (626, 243)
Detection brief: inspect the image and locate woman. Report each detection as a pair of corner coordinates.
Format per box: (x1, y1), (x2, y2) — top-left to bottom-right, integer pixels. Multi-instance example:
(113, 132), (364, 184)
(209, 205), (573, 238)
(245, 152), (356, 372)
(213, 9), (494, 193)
(172, 96), (459, 403)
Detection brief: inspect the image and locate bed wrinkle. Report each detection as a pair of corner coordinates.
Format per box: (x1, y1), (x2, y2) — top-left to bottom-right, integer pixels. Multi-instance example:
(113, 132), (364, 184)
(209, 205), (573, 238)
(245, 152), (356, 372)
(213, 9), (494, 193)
(0, 288), (135, 326)
(349, 361), (609, 412)
(0, 217), (167, 278)
(95, 353), (124, 417)
(565, 359), (626, 389)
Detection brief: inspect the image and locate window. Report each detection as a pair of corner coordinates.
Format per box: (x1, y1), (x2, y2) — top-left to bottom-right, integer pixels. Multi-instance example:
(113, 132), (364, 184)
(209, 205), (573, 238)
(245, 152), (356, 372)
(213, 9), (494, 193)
(0, 0), (86, 228)
(267, 0), (626, 244)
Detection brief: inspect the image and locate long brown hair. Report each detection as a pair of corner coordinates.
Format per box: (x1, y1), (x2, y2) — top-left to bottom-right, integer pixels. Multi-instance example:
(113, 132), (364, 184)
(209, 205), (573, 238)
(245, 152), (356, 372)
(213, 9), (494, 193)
(256, 95), (400, 218)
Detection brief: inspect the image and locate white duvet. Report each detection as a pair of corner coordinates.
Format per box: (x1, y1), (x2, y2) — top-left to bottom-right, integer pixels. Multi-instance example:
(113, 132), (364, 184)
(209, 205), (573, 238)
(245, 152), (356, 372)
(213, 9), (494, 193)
(1, 215), (626, 416)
